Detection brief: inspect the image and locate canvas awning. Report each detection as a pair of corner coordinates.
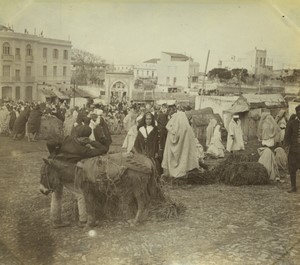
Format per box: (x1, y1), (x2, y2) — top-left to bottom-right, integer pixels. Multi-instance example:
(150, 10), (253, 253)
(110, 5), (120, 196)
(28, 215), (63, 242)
(53, 90), (69, 100)
(156, 99), (176, 106)
(93, 98), (107, 105)
(39, 89), (56, 98)
(225, 103), (250, 113)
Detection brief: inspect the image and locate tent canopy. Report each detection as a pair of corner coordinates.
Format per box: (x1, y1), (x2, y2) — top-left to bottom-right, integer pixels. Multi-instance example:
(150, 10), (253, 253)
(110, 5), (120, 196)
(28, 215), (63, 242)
(39, 89), (56, 98)
(225, 101), (249, 113)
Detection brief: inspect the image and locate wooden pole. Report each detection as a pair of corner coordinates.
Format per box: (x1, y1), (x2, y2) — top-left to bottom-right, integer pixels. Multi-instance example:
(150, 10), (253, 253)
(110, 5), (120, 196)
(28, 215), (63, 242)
(73, 80), (76, 107)
(239, 68), (243, 95)
(199, 50), (210, 109)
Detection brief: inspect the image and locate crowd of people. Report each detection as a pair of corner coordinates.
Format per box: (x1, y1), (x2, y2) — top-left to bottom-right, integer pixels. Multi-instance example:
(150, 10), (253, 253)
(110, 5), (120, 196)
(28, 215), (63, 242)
(1, 98), (299, 195)
(2, 98), (299, 229)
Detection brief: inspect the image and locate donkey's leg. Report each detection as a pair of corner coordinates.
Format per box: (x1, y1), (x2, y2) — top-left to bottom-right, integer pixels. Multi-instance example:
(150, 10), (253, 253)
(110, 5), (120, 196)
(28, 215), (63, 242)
(82, 183), (96, 227)
(77, 194), (87, 224)
(50, 183), (63, 223)
(50, 183), (70, 228)
(133, 191), (146, 224)
(133, 177), (149, 224)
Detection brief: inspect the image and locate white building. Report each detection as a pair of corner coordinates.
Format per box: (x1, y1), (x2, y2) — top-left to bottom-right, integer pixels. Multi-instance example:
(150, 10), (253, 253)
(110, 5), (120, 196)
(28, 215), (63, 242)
(113, 64), (133, 73)
(0, 25), (72, 102)
(222, 48), (273, 77)
(157, 52), (199, 89)
(134, 58), (159, 79)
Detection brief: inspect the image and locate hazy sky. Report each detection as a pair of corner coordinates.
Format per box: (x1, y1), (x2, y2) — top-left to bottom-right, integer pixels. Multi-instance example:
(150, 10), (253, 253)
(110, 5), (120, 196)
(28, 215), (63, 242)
(1, 0), (300, 71)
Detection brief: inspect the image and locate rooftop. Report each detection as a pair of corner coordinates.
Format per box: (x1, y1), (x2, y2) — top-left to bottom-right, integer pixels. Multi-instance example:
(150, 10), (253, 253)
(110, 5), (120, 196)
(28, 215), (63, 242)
(242, 94), (285, 105)
(162, 52), (190, 61)
(0, 28), (71, 46)
(0, 25), (13, 32)
(143, 58), (160, 64)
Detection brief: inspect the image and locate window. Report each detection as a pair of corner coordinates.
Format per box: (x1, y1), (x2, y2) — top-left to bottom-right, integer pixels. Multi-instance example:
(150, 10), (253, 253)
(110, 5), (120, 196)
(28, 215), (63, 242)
(166, 77), (170, 85)
(15, 48), (20, 56)
(152, 71), (154, 77)
(53, 49), (59, 59)
(26, 66), (31, 76)
(15, 69), (20, 80)
(63, 66), (66, 77)
(43, 48), (47, 58)
(147, 71), (149, 76)
(3, 42), (10, 55)
(3, 66), (10, 77)
(263, 58), (266, 66)
(260, 57), (263, 65)
(173, 77), (177, 86)
(43, 66), (47, 76)
(53, 66), (57, 76)
(26, 44), (32, 56)
(63, 50), (68, 60)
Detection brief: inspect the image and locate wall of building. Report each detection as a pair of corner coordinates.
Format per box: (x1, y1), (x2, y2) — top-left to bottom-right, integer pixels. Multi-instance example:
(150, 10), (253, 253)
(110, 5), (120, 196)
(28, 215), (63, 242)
(134, 62), (157, 79)
(114, 65), (133, 73)
(157, 53), (199, 88)
(105, 72), (134, 103)
(195, 95), (238, 119)
(0, 30), (71, 102)
(254, 49), (267, 76)
(285, 85), (300, 95)
(157, 53), (187, 88)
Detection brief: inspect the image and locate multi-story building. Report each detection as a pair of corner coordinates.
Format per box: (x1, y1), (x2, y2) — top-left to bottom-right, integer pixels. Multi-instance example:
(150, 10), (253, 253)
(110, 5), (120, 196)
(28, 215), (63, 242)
(157, 52), (199, 89)
(0, 25), (72, 101)
(134, 58), (159, 79)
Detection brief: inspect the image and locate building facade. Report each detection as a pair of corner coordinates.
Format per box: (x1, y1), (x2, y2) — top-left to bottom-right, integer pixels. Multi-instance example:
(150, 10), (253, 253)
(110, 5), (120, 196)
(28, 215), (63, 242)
(134, 58), (159, 79)
(157, 52), (199, 89)
(0, 26), (72, 102)
(113, 64), (134, 73)
(105, 72), (134, 104)
(222, 48), (273, 77)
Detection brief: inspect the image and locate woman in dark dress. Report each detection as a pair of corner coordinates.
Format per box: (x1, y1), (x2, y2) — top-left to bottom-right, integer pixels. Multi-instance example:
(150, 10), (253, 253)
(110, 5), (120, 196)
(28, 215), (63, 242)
(8, 106), (17, 133)
(133, 112), (162, 174)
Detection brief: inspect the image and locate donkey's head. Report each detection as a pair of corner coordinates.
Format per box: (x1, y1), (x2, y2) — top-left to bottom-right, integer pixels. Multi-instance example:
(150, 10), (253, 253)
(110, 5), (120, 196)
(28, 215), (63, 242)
(39, 159), (62, 195)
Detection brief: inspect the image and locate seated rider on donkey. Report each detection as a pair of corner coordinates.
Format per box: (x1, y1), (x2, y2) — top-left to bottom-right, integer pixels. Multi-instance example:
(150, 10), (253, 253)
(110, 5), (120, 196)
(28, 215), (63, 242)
(45, 123), (109, 228)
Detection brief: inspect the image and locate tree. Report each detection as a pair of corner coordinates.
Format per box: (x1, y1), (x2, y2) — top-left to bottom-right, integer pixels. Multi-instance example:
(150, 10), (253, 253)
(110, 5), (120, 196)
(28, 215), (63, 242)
(282, 69), (300, 84)
(71, 48), (108, 85)
(231, 68), (249, 83)
(208, 68), (251, 83)
(208, 68), (232, 82)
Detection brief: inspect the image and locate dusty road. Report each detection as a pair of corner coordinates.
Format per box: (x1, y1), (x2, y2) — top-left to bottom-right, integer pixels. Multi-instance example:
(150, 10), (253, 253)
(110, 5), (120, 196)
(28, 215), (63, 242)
(0, 135), (300, 265)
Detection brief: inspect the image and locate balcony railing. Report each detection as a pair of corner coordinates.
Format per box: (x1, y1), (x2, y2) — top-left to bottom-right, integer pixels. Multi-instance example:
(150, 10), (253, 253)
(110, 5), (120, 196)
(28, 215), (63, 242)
(25, 55), (34, 62)
(2, 54), (14, 61)
(12, 76), (21, 82)
(24, 76), (35, 82)
(0, 76), (12, 82)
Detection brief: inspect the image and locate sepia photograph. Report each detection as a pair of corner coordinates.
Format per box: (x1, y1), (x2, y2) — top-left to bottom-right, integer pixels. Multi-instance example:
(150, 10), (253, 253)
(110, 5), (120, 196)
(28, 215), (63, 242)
(0, 0), (300, 264)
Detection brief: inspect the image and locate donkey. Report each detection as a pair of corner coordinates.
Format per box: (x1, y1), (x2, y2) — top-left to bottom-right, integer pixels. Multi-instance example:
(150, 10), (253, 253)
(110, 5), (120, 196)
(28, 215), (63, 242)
(40, 153), (157, 227)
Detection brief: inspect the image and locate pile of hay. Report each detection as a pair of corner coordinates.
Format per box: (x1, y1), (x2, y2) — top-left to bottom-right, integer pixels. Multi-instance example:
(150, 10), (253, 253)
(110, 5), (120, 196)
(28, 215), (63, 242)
(212, 151), (269, 186)
(163, 168), (216, 186)
(38, 116), (63, 140)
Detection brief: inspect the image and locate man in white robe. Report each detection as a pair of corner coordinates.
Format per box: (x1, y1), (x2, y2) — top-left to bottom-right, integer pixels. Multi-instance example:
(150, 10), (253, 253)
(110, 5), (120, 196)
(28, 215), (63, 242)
(162, 111), (199, 178)
(226, 114), (245, 152)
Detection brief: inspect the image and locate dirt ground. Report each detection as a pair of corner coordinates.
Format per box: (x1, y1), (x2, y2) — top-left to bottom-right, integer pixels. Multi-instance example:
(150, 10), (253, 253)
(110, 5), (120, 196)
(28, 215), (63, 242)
(0, 134), (300, 265)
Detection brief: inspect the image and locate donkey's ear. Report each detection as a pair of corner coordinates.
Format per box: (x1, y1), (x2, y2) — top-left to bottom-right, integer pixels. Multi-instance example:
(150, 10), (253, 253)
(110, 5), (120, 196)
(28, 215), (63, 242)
(43, 158), (50, 165)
